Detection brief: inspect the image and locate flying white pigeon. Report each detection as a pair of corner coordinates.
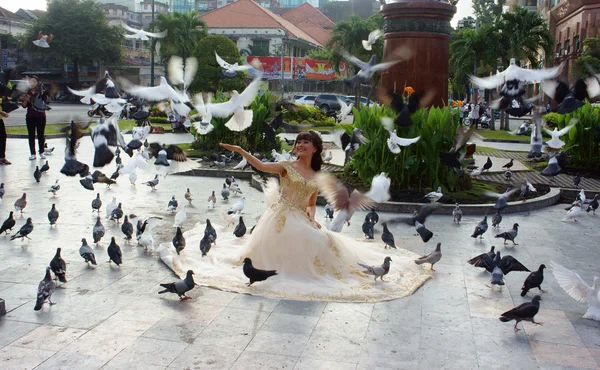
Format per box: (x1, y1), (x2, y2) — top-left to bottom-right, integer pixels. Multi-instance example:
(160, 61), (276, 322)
(362, 29), (384, 51)
(173, 206), (187, 228)
(381, 117), (420, 154)
(205, 74), (262, 132)
(550, 261), (600, 321)
(121, 22), (167, 41)
(343, 46), (412, 85)
(544, 119), (577, 150)
(227, 197), (245, 215)
(470, 58), (563, 97)
(33, 31), (53, 48)
(68, 86), (96, 104)
(190, 93), (214, 135)
(215, 52), (251, 74)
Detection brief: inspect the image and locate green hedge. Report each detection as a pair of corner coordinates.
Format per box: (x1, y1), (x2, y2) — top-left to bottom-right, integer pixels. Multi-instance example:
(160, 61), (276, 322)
(190, 91), (282, 153)
(149, 116), (169, 123)
(349, 105), (471, 192)
(284, 105), (336, 126)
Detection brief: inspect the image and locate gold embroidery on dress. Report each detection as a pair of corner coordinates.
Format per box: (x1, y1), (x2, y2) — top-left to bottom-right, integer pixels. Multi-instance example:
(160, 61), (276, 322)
(331, 266), (346, 282)
(326, 234), (341, 258)
(313, 256), (326, 276)
(349, 264), (368, 278)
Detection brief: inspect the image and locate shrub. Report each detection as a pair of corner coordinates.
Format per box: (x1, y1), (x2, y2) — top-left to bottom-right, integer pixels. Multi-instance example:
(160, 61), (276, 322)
(191, 90), (281, 153)
(543, 103), (600, 171)
(543, 112), (562, 125)
(149, 105), (167, 117)
(349, 105), (469, 191)
(149, 116), (168, 123)
(283, 105), (336, 126)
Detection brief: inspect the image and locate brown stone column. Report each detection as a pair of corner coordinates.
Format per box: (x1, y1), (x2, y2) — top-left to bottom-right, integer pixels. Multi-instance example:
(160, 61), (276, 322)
(381, 1), (456, 108)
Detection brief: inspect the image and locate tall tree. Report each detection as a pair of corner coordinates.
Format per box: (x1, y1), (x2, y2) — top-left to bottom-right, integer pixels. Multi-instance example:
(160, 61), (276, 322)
(472, 0), (503, 26)
(150, 11), (208, 64)
(21, 0), (123, 85)
(573, 38), (600, 78)
(193, 35), (246, 93)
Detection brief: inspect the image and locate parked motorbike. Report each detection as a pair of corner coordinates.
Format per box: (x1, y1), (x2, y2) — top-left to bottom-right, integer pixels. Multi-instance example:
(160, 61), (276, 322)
(87, 103), (113, 117)
(119, 102), (137, 120)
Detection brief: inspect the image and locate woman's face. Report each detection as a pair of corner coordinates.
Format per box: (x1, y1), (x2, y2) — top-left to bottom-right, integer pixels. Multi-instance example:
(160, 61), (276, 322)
(294, 138), (316, 158)
(29, 78), (38, 90)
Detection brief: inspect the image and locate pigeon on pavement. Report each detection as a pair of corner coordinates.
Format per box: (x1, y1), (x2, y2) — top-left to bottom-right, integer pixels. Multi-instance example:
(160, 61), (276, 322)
(48, 180), (60, 196)
(173, 227), (186, 255)
(492, 211), (503, 228)
(499, 295), (543, 332)
(550, 261), (600, 321)
(121, 215), (133, 240)
(233, 216), (247, 237)
(381, 222), (396, 249)
(521, 264), (547, 296)
(485, 188), (519, 212)
(107, 237), (123, 266)
(34, 267), (56, 311)
(227, 197), (245, 215)
(362, 219), (375, 239)
(0, 211), (16, 235)
(50, 247), (67, 283)
(79, 238), (97, 266)
(586, 194), (599, 215)
(221, 183), (230, 200)
(243, 258), (278, 286)
(158, 270), (196, 300)
(495, 223), (520, 245)
(33, 166), (42, 182)
(469, 251), (530, 286)
(14, 193), (27, 214)
(199, 231), (212, 257)
(471, 216), (488, 239)
(358, 257), (392, 281)
(415, 243), (442, 270)
(365, 209), (379, 224)
(10, 217), (33, 240)
(93, 216), (105, 244)
(174, 206), (187, 228)
(110, 203), (124, 223)
(325, 203), (334, 219)
(453, 203), (462, 223)
(47, 204), (59, 225)
(167, 196), (178, 213)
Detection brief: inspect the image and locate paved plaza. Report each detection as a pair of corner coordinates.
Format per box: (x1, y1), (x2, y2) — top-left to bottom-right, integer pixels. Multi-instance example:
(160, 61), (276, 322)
(0, 133), (599, 370)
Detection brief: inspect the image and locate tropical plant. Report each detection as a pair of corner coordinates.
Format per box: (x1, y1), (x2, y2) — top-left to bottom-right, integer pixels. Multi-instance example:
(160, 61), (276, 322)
(543, 103), (600, 171)
(191, 91), (281, 153)
(284, 105), (336, 126)
(472, 0), (504, 26)
(348, 105), (470, 192)
(149, 11), (208, 64)
(193, 35), (247, 93)
(573, 38), (600, 78)
(20, 0), (123, 86)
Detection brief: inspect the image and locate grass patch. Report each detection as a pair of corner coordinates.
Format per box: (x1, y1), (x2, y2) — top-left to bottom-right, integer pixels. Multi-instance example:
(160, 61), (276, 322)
(5, 120), (173, 136)
(475, 129), (530, 142)
(474, 146), (500, 153)
(175, 142), (206, 158)
(281, 141), (292, 151)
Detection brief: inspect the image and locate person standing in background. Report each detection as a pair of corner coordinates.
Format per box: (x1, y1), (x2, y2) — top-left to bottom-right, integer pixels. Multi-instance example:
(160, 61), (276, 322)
(472, 101), (480, 129)
(21, 76), (48, 160)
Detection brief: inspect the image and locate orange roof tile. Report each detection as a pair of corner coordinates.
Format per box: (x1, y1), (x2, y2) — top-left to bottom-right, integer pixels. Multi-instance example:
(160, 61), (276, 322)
(282, 2), (334, 29)
(199, 0), (323, 46)
(295, 20), (331, 46)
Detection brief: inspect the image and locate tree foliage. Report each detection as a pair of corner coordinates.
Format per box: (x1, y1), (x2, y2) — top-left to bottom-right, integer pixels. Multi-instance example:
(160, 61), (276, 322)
(573, 38), (600, 78)
(192, 35), (246, 93)
(472, 0), (503, 26)
(149, 11), (208, 64)
(21, 0), (123, 85)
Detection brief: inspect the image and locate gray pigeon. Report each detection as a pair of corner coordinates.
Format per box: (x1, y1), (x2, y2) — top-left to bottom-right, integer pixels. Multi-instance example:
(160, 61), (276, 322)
(34, 166), (42, 182)
(107, 237), (122, 266)
(381, 222), (396, 249)
(586, 194), (598, 215)
(415, 220), (434, 243)
(50, 247), (67, 283)
(471, 216), (488, 239)
(145, 175), (159, 191)
(199, 231), (212, 256)
(167, 196), (178, 213)
(365, 209), (379, 224)
(10, 217), (33, 240)
(110, 203), (124, 223)
(34, 267), (56, 311)
(541, 156), (561, 177)
(0, 183), (4, 199)
(452, 203), (462, 223)
(158, 270), (195, 300)
(495, 223), (520, 245)
(485, 188), (519, 212)
(415, 243), (442, 270)
(204, 219), (217, 244)
(91, 193), (102, 212)
(325, 203), (334, 219)
(121, 215), (133, 240)
(221, 183), (230, 200)
(48, 204), (59, 225)
(173, 226), (186, 255)
(0, 211), (16, 235)
(492, 211), (503, 228)
(79, 238), (97, 266)
(93, 216), (105, 244)
(362, 219), (374, 239)
(233, 216), (246, 237)
(358, 256), (392, 281)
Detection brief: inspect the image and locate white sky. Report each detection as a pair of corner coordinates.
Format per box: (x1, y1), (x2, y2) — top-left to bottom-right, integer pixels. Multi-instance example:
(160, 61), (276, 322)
(4, 0), (473, 28)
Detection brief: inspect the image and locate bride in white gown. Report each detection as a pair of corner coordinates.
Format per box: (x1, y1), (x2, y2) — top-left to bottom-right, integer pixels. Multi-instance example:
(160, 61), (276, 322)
(159, 131), (432, 302)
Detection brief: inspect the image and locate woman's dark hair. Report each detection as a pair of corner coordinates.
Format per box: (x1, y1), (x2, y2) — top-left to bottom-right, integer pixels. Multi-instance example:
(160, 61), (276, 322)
(294, 130), (323, 171)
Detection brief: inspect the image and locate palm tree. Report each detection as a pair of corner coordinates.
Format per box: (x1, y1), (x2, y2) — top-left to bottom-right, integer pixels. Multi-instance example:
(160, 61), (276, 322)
(149, 11), (208, 63)
(498, 6), (554, 68)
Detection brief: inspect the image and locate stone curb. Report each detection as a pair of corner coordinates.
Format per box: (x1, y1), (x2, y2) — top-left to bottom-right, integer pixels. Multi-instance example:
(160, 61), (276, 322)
(472, 132), (532, 145)
(248, 174), (561, 215)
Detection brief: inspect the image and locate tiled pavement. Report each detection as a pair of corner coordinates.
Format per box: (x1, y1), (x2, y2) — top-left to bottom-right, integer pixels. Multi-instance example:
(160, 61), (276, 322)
(0, 134), (599, 370)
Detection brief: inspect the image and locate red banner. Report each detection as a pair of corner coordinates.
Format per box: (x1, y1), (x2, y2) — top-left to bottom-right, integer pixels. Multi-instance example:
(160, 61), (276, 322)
(244, 56), (348, 81)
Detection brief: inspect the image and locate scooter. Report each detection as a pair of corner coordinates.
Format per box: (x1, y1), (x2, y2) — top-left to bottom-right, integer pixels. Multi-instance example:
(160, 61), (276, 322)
(87, 103), (113, 117)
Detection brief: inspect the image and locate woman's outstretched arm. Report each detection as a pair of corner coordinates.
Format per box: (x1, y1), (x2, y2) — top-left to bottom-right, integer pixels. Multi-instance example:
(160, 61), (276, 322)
(219, 143), (285, 175)
(306, 191), (321, 228)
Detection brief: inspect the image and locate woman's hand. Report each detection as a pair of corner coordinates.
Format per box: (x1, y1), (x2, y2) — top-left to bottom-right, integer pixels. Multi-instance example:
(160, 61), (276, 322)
(311, 219), (322, 229)
(0, 111), (8, 118)
(219, 143), (241, 153)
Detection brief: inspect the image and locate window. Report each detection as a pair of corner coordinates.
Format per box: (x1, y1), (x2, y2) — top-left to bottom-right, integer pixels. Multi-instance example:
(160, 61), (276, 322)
(574, 35), (580, 52)
(252, 39), (270, 56)
(556, 43), (562, 57)
(565, 39), (571, 54)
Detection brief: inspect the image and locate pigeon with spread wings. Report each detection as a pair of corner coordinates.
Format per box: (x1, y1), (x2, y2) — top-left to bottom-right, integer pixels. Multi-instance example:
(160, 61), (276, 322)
(380, 117), (421, 154)
(343, 47), (413, 85)
(92, 72), (127, 113)
(33, 31), (53, 48)
(544, 118), (577, 150)
(59, 120), (91, 177)
(121, 22), (167, 41)
(470, 58), (562, 97)
(378, 88), (435, 128)
(550, 261), (600, 321)
(362, 29), (383, 51)
(147, 143), (197, 176)
(215, 51), (251, 75)
(319, 172), (391, 233)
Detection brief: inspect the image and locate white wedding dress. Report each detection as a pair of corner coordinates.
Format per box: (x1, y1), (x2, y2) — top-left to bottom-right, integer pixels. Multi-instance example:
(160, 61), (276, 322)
(158, 161), (432, 302)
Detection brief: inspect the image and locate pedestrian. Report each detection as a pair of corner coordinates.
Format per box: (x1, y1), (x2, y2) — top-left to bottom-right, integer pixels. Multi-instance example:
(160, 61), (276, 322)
(21, 76), (49, 160)
(0, 73), (15, 165)
(472, 101), (480, 129)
